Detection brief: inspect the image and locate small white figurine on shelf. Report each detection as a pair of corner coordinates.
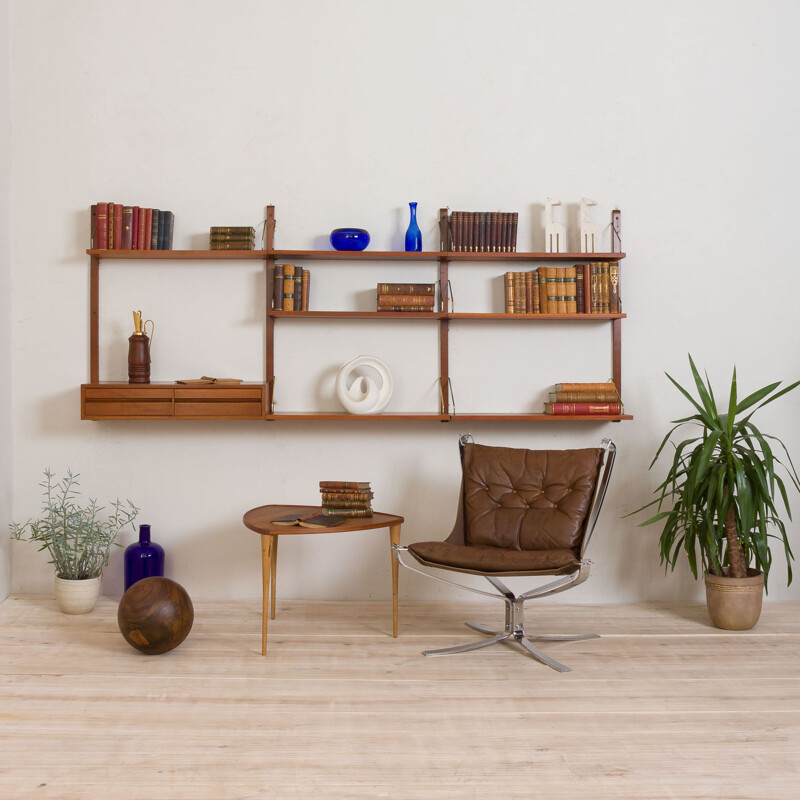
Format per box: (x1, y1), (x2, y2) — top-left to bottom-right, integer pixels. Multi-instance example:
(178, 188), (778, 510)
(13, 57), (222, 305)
(580, 198), (599, 253)
(335, 355), (393, 414)
(545, 197), (566, 253)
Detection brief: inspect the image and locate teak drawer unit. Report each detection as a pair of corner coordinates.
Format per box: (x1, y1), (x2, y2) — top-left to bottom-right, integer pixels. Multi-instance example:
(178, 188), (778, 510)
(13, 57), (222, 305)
(81, 384), (266, 420)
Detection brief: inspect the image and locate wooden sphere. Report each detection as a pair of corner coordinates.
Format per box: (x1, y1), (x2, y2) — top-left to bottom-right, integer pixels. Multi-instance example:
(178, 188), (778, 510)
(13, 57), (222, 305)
(118, 577), (194, 655)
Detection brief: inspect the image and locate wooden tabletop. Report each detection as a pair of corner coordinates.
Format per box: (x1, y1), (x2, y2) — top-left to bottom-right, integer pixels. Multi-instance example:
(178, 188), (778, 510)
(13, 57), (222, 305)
(243, 504), (404, 536)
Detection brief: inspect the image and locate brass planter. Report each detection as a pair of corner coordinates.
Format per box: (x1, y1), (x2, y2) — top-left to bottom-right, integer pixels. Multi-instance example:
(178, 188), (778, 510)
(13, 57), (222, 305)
(704, 568), (764, 630)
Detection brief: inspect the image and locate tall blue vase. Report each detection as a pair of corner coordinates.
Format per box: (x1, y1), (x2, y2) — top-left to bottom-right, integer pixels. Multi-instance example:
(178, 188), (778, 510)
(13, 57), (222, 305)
(124, 524), (165, 591)
(404, 202), (422, 252)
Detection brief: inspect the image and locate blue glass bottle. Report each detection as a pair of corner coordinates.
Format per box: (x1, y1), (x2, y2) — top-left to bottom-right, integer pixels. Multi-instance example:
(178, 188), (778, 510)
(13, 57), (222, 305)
(405, 202), (422, 252)
(124, 524), (165, 591)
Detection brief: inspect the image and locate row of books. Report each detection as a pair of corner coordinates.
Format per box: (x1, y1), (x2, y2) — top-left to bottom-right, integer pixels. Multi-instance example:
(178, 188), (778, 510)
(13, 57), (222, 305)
(504, 263), (621, 315)
(543, 382), (623, 415)
(377, 282), (436, 312)
(91, 203), (174, 250)
(272, 264), (310, 311)
(448, 210), (518, 253)
(209, 226), (257, 251)
(319, 481), (373, 518)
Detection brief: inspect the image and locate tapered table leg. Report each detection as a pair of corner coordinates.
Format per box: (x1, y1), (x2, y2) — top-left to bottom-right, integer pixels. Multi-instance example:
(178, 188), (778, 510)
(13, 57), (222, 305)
(270, 536), (278, 620)
(390, 524), (401, 637)
(261, 534), (274, 655)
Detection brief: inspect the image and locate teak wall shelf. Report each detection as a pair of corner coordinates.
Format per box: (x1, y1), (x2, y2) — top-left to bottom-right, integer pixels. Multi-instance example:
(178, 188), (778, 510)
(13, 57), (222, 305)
(82, 205), (631, 422)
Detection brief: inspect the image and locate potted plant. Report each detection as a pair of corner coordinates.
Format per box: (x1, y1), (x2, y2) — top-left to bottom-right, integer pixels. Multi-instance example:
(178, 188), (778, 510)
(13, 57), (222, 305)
(10, 469), (139, 614)
(632, 355), (800, 629)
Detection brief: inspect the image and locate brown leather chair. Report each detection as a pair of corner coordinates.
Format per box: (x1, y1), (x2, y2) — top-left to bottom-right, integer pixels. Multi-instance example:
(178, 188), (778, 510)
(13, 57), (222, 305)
(394, 436), (616, 671)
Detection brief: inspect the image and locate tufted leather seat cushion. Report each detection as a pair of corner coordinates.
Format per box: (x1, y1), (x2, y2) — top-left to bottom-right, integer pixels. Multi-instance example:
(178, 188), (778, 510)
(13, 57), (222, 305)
(462, 444), (602, 552)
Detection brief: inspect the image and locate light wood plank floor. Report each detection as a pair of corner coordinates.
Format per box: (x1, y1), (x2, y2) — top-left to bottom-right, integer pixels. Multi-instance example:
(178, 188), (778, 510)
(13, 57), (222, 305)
(1, 595), (799, 799)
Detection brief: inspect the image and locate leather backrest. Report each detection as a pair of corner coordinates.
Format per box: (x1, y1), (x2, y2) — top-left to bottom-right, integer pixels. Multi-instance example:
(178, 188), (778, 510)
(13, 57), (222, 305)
(462, 444), (602, 552)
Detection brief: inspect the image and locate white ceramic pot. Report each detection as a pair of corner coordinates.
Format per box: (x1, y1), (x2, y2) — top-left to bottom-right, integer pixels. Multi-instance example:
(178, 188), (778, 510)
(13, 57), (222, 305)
(54, 575), (102, 614)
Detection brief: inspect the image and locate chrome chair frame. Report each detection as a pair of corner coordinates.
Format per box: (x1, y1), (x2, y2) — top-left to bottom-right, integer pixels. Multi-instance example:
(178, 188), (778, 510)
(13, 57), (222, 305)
(394, 437), (616, 672)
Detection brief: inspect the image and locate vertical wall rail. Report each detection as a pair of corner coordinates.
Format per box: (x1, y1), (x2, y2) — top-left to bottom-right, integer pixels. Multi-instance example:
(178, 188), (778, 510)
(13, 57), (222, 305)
(612, 317), (622, 397)
(438, 209), (450, 416)
(90, 255), (100, 383)
(265, 205), (276, 414)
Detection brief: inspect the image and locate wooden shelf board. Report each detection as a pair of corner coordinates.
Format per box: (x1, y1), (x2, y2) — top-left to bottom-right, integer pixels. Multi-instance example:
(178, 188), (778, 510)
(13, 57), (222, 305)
(449, 312), (626, 320)
(266, 412), (449, 421)
(450, 413), (633, 422)
(269, 310), (446, 319)
(269, 249), (442, 261)
(81, 381), (267, 387)
(87, 249), (268, 260)
(444, 251), (626, 262)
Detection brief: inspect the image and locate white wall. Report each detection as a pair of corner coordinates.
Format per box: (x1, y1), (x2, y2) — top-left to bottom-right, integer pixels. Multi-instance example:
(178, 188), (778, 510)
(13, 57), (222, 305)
(0, 0), (11, 601)
(9, 0), (800, 604)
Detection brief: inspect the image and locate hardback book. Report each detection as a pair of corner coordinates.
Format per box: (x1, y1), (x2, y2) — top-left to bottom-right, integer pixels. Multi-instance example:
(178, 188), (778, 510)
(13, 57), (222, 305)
(319, 481), (371, 490)
(273, 264), (284, 310)
(107, 202), (115, 249)
(209, 232), (256, 242)
(546, 267), (558, 314)
(538, 269), (548, 313)
(565, 266), (577, 314)
(131, 206), (140, 250)
(609, 263), (621, 313)
(504, 272), (514, 314)
(283, 264), (295, 311)
(376, 283), (434, 296)
(513, 272), (526, 313)
(554, 382), (619, 394)
(378, 305), (434, 312)
(90, 204), (97, 248)
(95, 202), (108, 249)
(321, 499), (372, 509)
(323, 508), (374, 518)
(301, 268), (310, 311)
(210, 242), (255, 250)
(210, 226), (256, 236)
(544, 402), (624, 415)
(377, 293), (435, 307)
(320, 491), (374, 502)
(590, 263), (601, 313)
(510, 211), (518, 252)
(157, 211), (166, 250)
(162, 211), (174, 250)
(525, 271), (534, 313)
(530, 269), (540, 313)
(556, 268), (567, 314)
(575, 265), (586, 313)
(293, 268), (303, 311)
(121, 207), (134, 249)
(600, 262), (610, 313)
(113, 203), (123, 250)
(150, 209), (160, 250)
(271, 512), (345, 529)
(143, 208), (153, 250)
(550, 389), (622, 402)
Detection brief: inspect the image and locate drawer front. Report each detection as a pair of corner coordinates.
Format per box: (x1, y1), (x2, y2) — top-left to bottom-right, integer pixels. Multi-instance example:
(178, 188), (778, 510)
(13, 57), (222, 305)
(174, 387), (264, 401)
(84, 400), (174, 418)
(174, 401), (263, 418)
(84, 387), (174, 401)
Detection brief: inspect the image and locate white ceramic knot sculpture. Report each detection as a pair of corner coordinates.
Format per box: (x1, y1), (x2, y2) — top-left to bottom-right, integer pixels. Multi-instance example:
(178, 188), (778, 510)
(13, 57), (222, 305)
(335, 355), (393, 415)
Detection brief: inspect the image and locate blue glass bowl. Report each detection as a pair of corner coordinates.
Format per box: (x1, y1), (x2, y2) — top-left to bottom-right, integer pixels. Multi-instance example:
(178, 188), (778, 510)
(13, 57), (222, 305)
(330, 228), (370, 251)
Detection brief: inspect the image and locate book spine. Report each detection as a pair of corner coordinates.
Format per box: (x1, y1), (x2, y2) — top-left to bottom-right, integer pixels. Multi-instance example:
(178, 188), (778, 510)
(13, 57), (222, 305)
(165, 211), (174, 250)
(90, 204), (97, 248)
(609, 262), (620, 313)
(324, 508), (374, 518)
(556, 267), (567, 314)
(293, 268), (303, 311)
(575, 265), (585, 313)
(95, 203), (108, 249)
(530, 269), (540, 313)
(321, 499), (373, 509)
(376, 283), (434, 296)
(544, 402), (623, 415)
(377, 306), (435, 312)
(143, 208), (152, 250)
(510, 211), (518, 252)
(131, 206), (139, 250)
(513, 272), (525, 313)
(600, 262), (610, 313)
(301, 268), (310, 311)
(120, 207), (134, 250)
(565, 265), (577, 314)
(320, 492), (374, 502)
(538, 268), (548, 312)
(319, 481), (370, 490)
(504, 272), (514, 314)
(525, 271), (534, 314)
(150, 209), (160, 250)
(377, 294), (435, 307)
(210, 226), (255, 235)
(590, 263), (600, 313)
(282, 264), (295, 311)
(209, 233), (256, 242)
(209, 242), (255, 250)
(554, 382), (619, 393)
(546, 267), (558, 314)
(157, 210), (166, 250)
(550, 390), (622, 402)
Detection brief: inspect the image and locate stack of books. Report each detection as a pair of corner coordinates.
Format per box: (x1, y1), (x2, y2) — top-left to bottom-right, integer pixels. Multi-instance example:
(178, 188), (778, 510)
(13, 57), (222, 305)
(376, 283), (436, 312)
(273, 264), (310, 311)
(91, 203), (174, 250)
(209, 226), (256, 250)
(504, 263), (620, 315)
(543, 382), (623, 416)
(449, 211), (518, 252)
(319, 481), (374, 518)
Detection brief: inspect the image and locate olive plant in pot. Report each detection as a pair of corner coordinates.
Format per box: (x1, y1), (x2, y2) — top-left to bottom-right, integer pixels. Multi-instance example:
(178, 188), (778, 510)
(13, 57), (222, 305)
(10, 469), (139, 614)
(632, 355), (800, 630)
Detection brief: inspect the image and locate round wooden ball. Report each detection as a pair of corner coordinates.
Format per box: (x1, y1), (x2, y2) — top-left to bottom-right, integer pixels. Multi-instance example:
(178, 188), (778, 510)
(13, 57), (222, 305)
(118, 577), (194, 655)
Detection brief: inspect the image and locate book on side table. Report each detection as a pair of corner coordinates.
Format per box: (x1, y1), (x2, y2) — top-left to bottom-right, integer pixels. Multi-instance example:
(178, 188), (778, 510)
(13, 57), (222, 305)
(271, 512), (345, 529)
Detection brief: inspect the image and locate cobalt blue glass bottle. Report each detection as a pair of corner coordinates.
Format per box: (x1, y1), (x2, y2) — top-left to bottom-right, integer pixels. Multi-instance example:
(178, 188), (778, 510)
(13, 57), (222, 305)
(124, 524), (165, 591)
(405, 202), (422, 252)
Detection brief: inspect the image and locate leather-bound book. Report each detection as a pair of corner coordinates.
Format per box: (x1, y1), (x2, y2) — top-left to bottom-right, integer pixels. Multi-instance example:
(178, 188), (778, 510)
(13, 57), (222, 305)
(376, 283), (434, 296)
(293, 268), (303, 311)
(490, 212), (499, 252)
(510, 211), (518, 252)
(143, 208), (152, 250)
(162, 211), (174, 250)
(320, 491), (374, 502)
(550, 389), (622, 402)
(323, 508), (374, 518)
(210, 226), (255, 236)
(107, 202), (115, 249)
(90, 204), (97, 248)
(150, 209), (160, 250)
(272, 264), (284, 310)
(565, 266), (577, 314)
(575, 265), (585, 313)
(501, 212), (510, 252)
(210, 242), (255, 250)
(555, 267), (567, 314)
(209, 233), (255, 243)
(544, 402), (623, 415)
(319, 481), (371, 490)
(600, 262), (610, 312)
(545, 267), (558, 314)
(504, 272), (514, 313)
(156, 211), (166, 250)
(609, 263), (621, 313)
(530, 269), (540, 313)
(301, 268), (310, 311)
(377, 294), (435, 307)
(590, 263), (600, 313)
(112, 204), (123, 250)
(554, 381), (619, 394)
(120, 207), (133, 250)
(538, 268), (548, 313)
(525, 271), (534, 314)
(131, 206), (139, 250)
(282, 264), (295, 311)
(95, 203), (108, 249)
(513, 272), (525, 313)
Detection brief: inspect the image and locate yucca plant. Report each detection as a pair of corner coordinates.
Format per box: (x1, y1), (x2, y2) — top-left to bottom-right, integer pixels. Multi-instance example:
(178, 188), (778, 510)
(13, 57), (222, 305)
(633, 355), (800, 589)
(10, 469), (139, 580)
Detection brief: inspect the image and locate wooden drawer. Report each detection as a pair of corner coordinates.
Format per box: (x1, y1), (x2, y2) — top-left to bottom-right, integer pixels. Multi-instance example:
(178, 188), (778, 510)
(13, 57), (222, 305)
(82, 386), (174, 419)
(174, 386), (264, 418)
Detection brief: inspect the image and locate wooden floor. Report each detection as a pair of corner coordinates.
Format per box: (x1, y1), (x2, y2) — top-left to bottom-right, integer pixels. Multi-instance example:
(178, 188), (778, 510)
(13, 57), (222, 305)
(1, 595), (799, 799)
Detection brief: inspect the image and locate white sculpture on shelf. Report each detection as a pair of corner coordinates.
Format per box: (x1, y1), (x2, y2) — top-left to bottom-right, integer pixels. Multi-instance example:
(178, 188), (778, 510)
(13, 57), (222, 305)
(335, 355), (393, 415)
(580, 197), (599, 253)
(545, 197), (567, 253)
